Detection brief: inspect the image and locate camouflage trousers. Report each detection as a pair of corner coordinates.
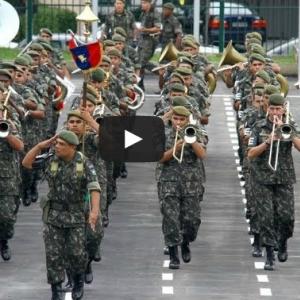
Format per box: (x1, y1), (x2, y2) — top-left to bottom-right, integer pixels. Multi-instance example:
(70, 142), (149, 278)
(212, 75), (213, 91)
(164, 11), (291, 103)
(106, 161), (114, 206)
(84, 203), (104, 260)
(158, 180), (202, 247)
(138, 37), (157, 71)
(0, 196), (18, 240)
(255, 183), (295, 247)
(43, 224), (87, 284)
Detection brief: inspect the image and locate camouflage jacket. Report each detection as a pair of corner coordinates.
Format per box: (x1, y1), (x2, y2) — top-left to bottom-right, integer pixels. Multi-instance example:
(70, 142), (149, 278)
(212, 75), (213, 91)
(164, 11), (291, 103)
(44, 151), (100, 227)
(248, 118), (299, 184)
(158, 122), (206, 183)
(161, 14), (182, 46)
(139, 8), (161, 39)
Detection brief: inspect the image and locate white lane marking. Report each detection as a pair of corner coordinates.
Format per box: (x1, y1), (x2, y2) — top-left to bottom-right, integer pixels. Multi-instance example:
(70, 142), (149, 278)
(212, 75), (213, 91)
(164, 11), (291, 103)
(250, 237), (254, 244)
(260, 288), (272, 296)
(254, 262), (265, 269)
(244, 208), (248, 214)
(224, 102), (232, 106)
(217, 93), (299, 98)
(65, 293), (72, 300)
(163, 260), (170, 268)
(240, 181), (245, 187)
(256, 275), (269, 283)
(225, 106), (233, 110)
(227, 122), (236, 127)
(231, 140), (238, 144)
(241, 189), (245, 195)
(234, 152), (238, 157)
(223, 97), (231, 101)
(237, 166), (242, 171)
(226, 111), (234, 116)
(162, 286), (174, 295)
(162, 273), (173, 281)
(242, 198), (247, 204)
(228, 127), (236, 132)
(227, 116), (235, 121)
(235, 159), (240, 164)
(233, 145), (239, 150)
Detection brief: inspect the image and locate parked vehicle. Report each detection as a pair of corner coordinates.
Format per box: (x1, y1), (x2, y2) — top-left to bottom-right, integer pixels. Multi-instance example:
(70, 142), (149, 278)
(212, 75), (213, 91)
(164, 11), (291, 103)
(267, 38), (298, 56)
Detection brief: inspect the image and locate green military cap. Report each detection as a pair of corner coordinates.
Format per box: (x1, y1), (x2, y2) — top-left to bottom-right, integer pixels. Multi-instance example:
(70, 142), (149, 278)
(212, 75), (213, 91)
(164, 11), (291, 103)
(82, 92), (97, 105)
(170, 72), (184, 83)
(176, 67), (193, 76)
(0, 82), (6, 92)
(182, 34), (196, 42)
(163, 2), (175, 10)
(134, 63), (141, 69)
(26, 50), (41, 57)
(14, 56), (30, 67)
(91, 68), (106, 82)
(172, 105), (191, 117)
(246, 32), (262, 41)
(269, 93), (285, 106)
(58, 130), (79, 145)
(0, 69), (13, 80)
(177, 56), (194, 66)
(253, 82), (265, 90)
(86, 84), (99, 98)
(250, 44), (266, 56)
(101, 55), (111, 64)
(253, 89), (264, 97)
(177, 51), (193, 59)
(249, 53), (265, 64)
(30, 42), (44, 51)
(256, 70), (270, 83)
(172, 96), (189, 107)
(247, 37), (262, 46)
(40, 27), (53, 37)
(114, 27), (127, 38)
(107, 48), (122, 58)
(0, 62), (18, 70)
(67, 110), (85, 121)
(112, 34), (126, 43)
(182, 39), (197, 49)
(141, 0), (151, 2)
(21, 54), (33, 65)
(170, 83), (186, 93)
(39, 42), (54, 52)
(103, 40), (116, 47)
(264, 84), (280, 95)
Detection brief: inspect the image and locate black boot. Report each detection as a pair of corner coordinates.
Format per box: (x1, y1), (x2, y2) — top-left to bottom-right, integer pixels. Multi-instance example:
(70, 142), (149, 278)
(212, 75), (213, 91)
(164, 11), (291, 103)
(264, 246), (275, 271)
(120, 164), (128, 178)
(84, 260), (93, 284)
(51, 283), (63, 300)
(22, 189), (31, 207)
(93, 247), (102, 262)
(169, 246), (180, 269)
(0, 240), (11, 261)
(252, 233), (262, 257)
(278, 239), (288, 262)
(63, 270), (73, 292)
(30, 181), (39, 203)
(103, 206), (109, 228)
(72, 274), (84, 300)
(181, 241), (191, 263)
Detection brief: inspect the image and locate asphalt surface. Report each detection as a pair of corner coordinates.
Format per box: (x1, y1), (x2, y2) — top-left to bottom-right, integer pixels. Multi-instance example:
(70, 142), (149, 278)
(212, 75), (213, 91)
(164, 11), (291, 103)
(1, 75), (300, 300)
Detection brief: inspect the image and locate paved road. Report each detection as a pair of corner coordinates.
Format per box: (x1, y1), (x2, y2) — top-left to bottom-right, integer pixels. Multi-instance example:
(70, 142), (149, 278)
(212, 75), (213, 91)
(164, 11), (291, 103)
(1, 76), (300, 300)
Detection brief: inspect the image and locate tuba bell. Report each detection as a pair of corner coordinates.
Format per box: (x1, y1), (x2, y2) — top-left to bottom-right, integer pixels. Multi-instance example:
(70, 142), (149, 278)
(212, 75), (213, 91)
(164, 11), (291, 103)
(0, 89), (12, 138)
(217, 40), (247, 88)
(159, 42), (179, 63)
(276, 73), (289, 97)
(206, 73), (217, 94)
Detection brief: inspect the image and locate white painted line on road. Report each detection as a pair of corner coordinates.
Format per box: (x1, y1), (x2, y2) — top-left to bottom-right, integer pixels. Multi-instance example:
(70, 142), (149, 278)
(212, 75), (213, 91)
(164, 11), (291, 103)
(65, 292), (72, 300)
(241, 189), (245, 195)
(227, 116), (235, 121)
(162, 286), (174, 295)
(250, 237), (254, 244)
(255, 262), (265, 269)
(234, 152), (238, 157)
(227, 122), (236, 127)
(223, 97), (231, 101)
(244, 207), (247, 214)
(163, 260), (170, 268)
(225, 106), (233, 110)
(243, 198), (247, 204)
(231, 139), (238, 144)
(248, 226), (251, 232)
(224, 102), (232, 106)
(256, 275), (269, 283)
(235, 159), (240, 164)
(162, 273), (173, 281)
(217, 93), (299, 99)
(228, 127), (236, 132)
(226, 111), (234, 116)
(260, 288), (272, 296)
(237, 166), (242, 171)
(233, 145), (239, 150)
(240, 181), (245, 187)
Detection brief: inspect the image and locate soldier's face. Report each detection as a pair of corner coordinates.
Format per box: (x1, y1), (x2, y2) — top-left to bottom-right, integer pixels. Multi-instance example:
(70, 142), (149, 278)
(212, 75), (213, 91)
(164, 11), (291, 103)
(110, 56), (120, 67)
(183, 75), (192, 87)
(100, 63), (110, 72)
(67, 116), (85, 135)
(253, 77), (265, 85)
(250, 60), (265, 74)
(115, 42), (124, 51)
(163, 8), (172, 17)
(141, 1), (151, 11)
(80, 100), (96, 114)
(267, 105), (285, 122)
(115, 0), (125, 13)
(54, 138), (76, 159)
(183, 46), (197, 55)
(15, 71), (26, 84)
(252, 94), (264, 109)
(171, 114), (189, 129)
(41, 55), (48, 65)
(39, 33), (51, 43)
(31, 56), (41, 66)
(90, 80), (102, 90)
(170, 91), (184, 98)
(0, 76), (11, 88)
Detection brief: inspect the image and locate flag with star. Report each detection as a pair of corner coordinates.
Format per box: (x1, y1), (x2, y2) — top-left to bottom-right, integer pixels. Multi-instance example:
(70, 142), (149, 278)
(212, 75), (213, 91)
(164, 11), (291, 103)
(69, 41), (102, 70)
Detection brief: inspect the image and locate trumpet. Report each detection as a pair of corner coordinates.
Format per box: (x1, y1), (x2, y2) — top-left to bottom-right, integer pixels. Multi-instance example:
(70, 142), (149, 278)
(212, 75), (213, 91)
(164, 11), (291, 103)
(172, 117), (199, 163)
(268, 101), (295, 171)
(0, 89), (12, 138)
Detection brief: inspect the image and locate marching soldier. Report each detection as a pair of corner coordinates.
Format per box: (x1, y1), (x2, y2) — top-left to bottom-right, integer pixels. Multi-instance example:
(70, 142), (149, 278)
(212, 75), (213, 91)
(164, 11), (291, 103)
(158, 105), (206, 269)
(248, 94), (300, 271)
(22, 131), (100, 300)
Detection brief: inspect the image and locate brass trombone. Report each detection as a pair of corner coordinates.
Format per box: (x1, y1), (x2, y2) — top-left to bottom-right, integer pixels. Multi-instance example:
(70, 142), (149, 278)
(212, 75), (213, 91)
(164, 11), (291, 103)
(268, 101), (294, 171)
(0, 89), (12, 138)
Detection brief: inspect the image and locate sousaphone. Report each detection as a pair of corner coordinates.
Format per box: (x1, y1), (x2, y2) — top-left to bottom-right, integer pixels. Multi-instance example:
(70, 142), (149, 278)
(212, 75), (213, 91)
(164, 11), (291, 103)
(159, 42), (179, 63)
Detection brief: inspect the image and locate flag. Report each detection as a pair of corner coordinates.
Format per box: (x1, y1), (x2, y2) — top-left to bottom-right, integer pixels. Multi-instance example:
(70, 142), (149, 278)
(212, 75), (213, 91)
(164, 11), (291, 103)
(70, 41), (102, 71)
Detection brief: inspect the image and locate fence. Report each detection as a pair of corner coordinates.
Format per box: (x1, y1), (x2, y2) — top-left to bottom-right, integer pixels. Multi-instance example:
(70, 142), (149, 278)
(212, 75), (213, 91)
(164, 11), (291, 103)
(8, 0), (300, 55)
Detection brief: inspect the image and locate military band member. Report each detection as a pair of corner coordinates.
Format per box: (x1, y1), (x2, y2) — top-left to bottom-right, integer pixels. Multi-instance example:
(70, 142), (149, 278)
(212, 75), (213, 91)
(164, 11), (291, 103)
(248, 94), (300, 271)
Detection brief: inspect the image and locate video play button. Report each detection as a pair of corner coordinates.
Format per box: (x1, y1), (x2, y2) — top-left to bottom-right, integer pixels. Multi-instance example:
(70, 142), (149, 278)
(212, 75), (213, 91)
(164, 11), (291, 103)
(125, 130), (143, 149)
(98, 116), (165, 162)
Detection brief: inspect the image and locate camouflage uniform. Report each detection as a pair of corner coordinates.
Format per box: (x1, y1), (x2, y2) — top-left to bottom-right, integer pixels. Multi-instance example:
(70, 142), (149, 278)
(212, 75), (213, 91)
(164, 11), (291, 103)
(157, 123), (205, 246)
(161, 14), (182, 49)
(42, 151), (100, 284)
(248, 118), (299, 247)
(104, 10), (136, 44)
(0, 124), (22, 242)
(138, 8), (161, 71)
